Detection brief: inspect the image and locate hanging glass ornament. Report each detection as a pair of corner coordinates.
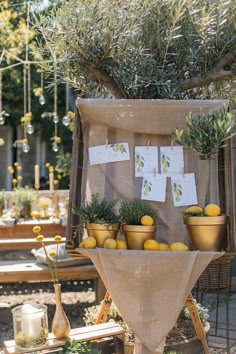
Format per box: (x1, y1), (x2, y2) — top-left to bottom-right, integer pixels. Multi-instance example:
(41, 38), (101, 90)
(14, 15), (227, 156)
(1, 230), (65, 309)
(39, 95), (46, 105)
(26, 123), (34, 134)
(22, 142), (30, 153)
(62, 115), (70, 126)
(53, 114), (59, 124)
(0, 116), (5, 125)
(52, 142), (59, 152)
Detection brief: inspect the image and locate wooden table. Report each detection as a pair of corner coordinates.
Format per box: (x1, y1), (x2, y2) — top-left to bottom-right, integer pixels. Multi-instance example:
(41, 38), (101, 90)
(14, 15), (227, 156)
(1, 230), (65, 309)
(0, 220), (66, 250)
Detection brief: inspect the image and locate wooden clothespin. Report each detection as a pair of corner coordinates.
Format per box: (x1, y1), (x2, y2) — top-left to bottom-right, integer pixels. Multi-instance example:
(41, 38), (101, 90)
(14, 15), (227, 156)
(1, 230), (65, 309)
(171, 139), (174, 150)
(105, 139), (109, 149)
(153, 168), (157, 177)
(182, 167), (185, 178)
(147, 139), (150, 150)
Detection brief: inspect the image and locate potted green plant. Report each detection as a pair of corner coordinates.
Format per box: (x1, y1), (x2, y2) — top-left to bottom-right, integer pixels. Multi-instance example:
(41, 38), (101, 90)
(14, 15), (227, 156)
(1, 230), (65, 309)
(173, 106), (235, 251)
(0, 190), (6, 217)
(119, 200), (158, 250)
(14, 186), (37, 219)
(73, 193), (120, 247)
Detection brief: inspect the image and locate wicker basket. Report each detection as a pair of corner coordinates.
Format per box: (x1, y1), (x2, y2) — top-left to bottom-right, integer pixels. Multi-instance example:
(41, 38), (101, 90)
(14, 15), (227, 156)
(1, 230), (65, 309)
(194, 254), (234, 291)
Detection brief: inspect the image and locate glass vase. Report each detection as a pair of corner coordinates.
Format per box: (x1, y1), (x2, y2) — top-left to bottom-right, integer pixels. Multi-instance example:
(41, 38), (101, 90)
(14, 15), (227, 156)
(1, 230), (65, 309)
(52, 283), (71, 339)
(12, 304), (48, 350)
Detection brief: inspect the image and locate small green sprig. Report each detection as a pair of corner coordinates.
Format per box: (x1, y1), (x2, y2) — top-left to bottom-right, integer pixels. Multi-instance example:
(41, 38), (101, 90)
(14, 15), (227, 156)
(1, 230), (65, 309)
(58, 339), (101, 354)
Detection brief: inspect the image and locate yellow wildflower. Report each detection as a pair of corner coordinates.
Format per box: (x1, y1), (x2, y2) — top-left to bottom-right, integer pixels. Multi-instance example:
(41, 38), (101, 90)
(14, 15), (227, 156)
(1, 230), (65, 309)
(48, 251), (57, 258)
(33, 225), (41, 233)
(54, 136), (61, 144)
(54, 235), (62, 243)
(33, 225), (59, 285)
(36, 234), (45, 242)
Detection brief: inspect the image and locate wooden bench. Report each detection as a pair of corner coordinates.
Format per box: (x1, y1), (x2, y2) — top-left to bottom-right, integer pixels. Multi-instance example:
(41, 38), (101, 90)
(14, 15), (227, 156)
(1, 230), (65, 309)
(0, 222), (106, 303)
(3, 322), (125, 354)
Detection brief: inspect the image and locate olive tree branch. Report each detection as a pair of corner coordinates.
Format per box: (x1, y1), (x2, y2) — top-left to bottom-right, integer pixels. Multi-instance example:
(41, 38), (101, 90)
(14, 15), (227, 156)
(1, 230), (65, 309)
(179, 53), (235, 92)
(86, 63), (126, 98)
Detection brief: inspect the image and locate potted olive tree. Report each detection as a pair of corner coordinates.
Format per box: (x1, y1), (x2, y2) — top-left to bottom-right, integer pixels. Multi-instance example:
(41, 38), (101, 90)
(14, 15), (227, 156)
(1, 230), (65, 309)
(73, 193), (120, 247)
(119, 200), (158, 250)
(173, 106), (235, 251)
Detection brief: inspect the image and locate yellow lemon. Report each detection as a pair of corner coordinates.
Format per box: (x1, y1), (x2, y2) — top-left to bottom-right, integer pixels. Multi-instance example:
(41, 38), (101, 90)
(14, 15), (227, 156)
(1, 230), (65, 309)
(81, 236), (96, 249)
(141, 215), (154, 226)
(169, 242), (189, 252)
(158, 243), (169, 251)
(103, 238), (117, 249)
(116, 240), (127, 249)
(204, 204), (221, 217)
(144, 239), (160, 250)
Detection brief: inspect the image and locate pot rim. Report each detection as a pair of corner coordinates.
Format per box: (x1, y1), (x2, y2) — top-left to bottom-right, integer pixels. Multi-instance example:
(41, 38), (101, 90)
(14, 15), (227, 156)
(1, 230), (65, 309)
(122, 224), (157, 231)
(85, 223), (119, 230)
(183, 215), (228, 226)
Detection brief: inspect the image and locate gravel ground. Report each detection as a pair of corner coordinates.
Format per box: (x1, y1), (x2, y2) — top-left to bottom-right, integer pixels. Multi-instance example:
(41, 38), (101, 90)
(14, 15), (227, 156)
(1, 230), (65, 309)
(0, 281), (233, 354)
(0, 280), (95, 352)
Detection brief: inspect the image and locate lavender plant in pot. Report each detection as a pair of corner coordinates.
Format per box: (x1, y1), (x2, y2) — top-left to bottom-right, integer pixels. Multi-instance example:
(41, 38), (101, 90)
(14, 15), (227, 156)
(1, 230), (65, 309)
(173, 106), (235, 251)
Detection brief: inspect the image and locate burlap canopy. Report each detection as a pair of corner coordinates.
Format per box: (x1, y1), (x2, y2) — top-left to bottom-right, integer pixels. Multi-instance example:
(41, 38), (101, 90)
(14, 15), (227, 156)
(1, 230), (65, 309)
(67, 99), (228, 247)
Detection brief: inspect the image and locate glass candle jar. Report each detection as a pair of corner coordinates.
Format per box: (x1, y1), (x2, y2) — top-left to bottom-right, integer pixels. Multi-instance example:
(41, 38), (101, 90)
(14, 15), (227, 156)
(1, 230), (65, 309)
(12, 304), (48, 350)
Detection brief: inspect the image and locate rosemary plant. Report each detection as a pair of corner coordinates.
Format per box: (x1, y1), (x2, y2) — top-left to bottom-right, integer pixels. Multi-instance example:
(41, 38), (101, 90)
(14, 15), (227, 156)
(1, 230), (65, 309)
(119, 200), (157, 225)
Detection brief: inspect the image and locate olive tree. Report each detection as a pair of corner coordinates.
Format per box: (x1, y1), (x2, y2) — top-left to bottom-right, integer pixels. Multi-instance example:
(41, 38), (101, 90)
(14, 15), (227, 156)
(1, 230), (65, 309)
(32, 0), (236, 100)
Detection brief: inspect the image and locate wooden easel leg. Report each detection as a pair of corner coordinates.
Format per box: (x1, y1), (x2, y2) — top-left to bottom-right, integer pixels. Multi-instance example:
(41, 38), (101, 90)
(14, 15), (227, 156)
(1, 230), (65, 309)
(96, 291), (112, 324)
(185, 293), (210, 354)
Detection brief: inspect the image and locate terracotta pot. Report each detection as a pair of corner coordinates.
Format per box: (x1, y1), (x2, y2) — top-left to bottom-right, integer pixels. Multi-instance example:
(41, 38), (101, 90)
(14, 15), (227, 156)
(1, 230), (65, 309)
(86, 223), (119, 247)
(184, 215), (228, 251)
(122, 224), (157, 250)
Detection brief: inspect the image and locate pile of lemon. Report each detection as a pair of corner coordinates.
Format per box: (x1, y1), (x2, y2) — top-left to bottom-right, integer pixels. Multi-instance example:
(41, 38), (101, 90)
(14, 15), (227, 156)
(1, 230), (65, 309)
(79, 237), (188, 251)
(79, 237), (127, 249)
(143, 239), (189, 251)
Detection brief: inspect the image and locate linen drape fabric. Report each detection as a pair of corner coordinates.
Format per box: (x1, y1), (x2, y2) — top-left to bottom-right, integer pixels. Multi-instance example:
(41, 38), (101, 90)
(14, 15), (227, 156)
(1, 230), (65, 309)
(81, 248), (223, 353)
(67, 99), (228, 247)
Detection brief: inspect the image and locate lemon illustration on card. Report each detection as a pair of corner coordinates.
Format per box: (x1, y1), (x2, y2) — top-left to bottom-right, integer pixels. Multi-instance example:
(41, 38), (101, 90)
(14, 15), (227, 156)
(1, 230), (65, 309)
(161, 153), (170, 173)
(135, 153), (145, 173)
(143, 178), (152, 195)
(172, 182), (183, 201)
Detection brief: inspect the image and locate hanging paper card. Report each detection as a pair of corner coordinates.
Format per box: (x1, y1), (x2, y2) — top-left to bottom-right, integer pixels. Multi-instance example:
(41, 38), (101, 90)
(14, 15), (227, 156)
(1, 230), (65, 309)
(171, 173), (198, 207)
(89, 143), (130, 165)
(135, 146), (158, 177)
(160, 146), (184, 175)
(141, 173), (167, 202)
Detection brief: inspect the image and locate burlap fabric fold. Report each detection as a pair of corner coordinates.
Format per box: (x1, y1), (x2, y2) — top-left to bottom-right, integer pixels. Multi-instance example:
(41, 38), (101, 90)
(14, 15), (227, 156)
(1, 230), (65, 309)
(67, 99), (228, 247)
(80, 248), (223, 354)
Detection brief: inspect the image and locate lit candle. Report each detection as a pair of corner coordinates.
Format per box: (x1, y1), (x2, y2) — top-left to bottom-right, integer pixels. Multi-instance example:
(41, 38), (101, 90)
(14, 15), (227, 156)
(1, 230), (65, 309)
(49, 172), (54, 193)
(21, 304), (43, 338)
(34, 165), (40, 190)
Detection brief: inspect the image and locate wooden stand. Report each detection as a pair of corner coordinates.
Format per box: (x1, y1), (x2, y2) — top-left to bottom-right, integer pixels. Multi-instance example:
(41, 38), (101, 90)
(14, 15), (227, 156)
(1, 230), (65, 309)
(4, 322), (125, 354)
(96, 291), (210, 354)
